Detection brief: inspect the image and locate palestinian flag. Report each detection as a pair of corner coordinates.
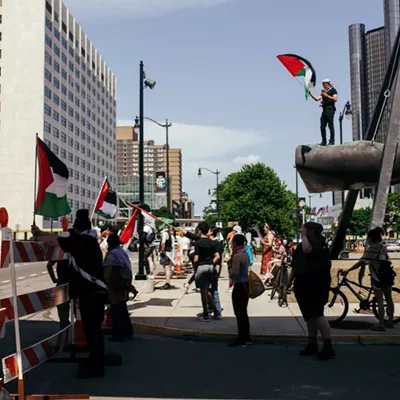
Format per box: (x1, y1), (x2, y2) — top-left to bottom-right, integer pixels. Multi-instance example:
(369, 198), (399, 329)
(94, 179), (117, 219)
(35, 137), (71, 218)
(277, 54), (316, 100)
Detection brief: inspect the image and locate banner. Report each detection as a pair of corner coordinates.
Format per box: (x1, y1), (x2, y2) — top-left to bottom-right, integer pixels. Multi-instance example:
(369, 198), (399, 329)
(155, 172), (167, 192)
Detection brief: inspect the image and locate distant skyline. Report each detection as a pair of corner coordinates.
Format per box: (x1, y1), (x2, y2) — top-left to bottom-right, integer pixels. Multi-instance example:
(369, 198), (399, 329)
(66, 0), (384, 214)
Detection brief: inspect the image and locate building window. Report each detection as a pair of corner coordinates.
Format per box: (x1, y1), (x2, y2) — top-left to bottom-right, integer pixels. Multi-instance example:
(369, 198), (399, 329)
(68, 121), (74, 132)
(45, 51), (52, 65)
(53, 77), (60, 89)
(81, 187), (85, 196)
(61, 68), (67, 80)
(45, 34), (52, 48)
(61, 53), (67, 64)
(52, 143), (59, 155)
(75, 156), (80, 166)
(61, 84), (67, 96)
(61, 116), (67, 127)
(75, 142), (80, 151)
(45, 86), (51, 99)
(75, 126), (80, 137)
(53, 110), (59, 122)
(61, 132), (67, 143)
(68, 60), (74, 72)
(74, 186), (79, 195)
(53, 127), (59, 138)
(54, 60), (60, 73)
(68, 137), (73, 146)
(60, 148), (66, 159)
(61, 100), (67, 111)
(44, 103), (51, 116)
(68, 91), (73, 101)
(44, 121), (51, 133)
(68, 153), (73, 162)
(53, 94), (59, 106)
(54, 44), (60, 57)
(68, 106), (73, 117)
(45, 17), (52, 31)
(46, 1), (52, 14)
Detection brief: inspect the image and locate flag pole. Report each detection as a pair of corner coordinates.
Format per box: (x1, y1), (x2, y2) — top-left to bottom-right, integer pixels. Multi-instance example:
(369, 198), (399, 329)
(33, 133), (38, 225)
(127, 202), (174, 228)
(91, 176), (107, 222)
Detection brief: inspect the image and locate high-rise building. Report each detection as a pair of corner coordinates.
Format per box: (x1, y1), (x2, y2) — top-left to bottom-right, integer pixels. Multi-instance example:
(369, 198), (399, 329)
(116, 126), (182, 211)
(0, 0), (117, 230)
(384, 0), (400, 60)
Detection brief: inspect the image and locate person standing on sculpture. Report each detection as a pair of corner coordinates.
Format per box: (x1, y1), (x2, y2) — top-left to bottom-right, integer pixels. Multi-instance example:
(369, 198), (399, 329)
(309, 78), (338, 146)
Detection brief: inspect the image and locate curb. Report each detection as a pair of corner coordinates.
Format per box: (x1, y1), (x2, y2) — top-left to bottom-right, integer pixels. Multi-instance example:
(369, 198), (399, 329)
(132, 322), (400, 345)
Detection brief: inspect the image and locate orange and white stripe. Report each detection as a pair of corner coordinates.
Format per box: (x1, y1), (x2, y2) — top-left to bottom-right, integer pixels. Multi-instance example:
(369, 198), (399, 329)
(0, 284), (69, 322)
(0, 241), (66, 269)
(0, 308), (6, 339)
(2, 325), (72, 384)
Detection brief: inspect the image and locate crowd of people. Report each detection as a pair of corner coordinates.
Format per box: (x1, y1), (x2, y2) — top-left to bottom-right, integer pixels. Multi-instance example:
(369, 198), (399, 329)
(30, 210), (397, 378)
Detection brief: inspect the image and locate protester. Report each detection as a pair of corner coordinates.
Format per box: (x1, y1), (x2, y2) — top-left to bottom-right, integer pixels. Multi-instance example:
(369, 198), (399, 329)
(228, 233), (251, 347)
(138, 206), (157, 278)
(345, 227), (395, 331)
(58, 209), (109, 378)
(265, 238), (287, 286)
(289, 222), (334, 360)
(260, 223), (275, 277)
(178, 233), (191, 265)
(193, 222), (220, 321)
(103, 234), (133, 342)
(309, 78), (338, 146)
(159, 226), (174, 290)
(208, 227), (224, 319)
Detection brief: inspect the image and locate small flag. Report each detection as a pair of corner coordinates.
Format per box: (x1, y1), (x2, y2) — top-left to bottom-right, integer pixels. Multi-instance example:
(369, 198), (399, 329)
(94, 179), (117, 219)
(120, 208), (138, 244)
(35, 137), (71, 218)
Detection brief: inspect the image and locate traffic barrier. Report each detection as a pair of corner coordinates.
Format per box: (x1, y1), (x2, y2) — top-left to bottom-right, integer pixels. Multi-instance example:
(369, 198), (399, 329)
(0, 308), (6, 339)
(2, 326), (72, 384)
(174, 244), (184, 275)
(0, 241), (65, 269)
(0, 285), (69, 322)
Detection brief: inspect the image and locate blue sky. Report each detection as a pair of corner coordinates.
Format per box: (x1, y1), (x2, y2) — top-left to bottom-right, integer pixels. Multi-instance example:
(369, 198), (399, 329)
(66, 0), (384, 215)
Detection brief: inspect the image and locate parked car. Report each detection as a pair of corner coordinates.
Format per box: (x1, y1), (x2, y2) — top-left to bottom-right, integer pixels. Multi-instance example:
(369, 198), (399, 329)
(383, 240), (400, 252)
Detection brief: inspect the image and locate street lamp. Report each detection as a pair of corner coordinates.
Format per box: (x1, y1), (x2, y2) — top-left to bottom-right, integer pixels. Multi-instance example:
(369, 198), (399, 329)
(137, 60), (156, 281)
(198, 167), (221, 222)
(136, 116), (172, 212)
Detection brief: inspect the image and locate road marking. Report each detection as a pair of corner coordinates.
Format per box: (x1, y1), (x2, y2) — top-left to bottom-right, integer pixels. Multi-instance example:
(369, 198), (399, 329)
(30, 274), (37, 277)
(41, 272), (47, 274)
(1, 280), (11, 284)
(17, 277), (25, 280)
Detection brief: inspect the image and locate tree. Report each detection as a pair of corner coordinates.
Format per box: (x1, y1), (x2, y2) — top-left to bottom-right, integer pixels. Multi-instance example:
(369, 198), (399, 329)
(385, 193), (400, 234)
(213, 163), (298, 236)
(348, 207), (371, 237)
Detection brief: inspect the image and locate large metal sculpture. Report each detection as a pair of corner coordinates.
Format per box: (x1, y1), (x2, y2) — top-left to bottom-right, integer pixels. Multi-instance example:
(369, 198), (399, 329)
(295, 25), (400, 259)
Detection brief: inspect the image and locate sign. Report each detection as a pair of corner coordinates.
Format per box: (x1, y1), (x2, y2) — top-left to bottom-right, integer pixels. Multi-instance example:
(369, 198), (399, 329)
(155, 171), (166, 192)
(298, 197), (306, 209)
(209, 199), (218, 214)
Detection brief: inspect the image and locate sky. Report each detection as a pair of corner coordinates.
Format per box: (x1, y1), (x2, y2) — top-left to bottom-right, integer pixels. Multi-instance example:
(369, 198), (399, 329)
(65, 0), (384, 216)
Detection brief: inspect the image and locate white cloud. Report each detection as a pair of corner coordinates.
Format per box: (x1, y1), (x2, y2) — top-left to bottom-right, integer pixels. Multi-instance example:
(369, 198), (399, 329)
(65, 0), (235, 18)
(118, 120), (271, 214)
(232, 154), (261, 165)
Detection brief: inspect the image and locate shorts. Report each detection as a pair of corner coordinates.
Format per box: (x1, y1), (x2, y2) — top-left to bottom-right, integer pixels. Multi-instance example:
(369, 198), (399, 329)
(195, 264), (214, 289)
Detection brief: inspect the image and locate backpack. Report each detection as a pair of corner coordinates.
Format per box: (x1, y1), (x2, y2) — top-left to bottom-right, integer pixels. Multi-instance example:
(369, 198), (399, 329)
(145, 227), (156, 244)
(373, 245), (396, 288)
(246, 245), (254, 266)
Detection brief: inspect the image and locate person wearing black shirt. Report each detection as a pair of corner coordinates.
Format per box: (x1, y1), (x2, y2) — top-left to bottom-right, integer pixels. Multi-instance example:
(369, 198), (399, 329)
(208, 227), (224, 319)
(193, 222), (220, 321)
(309, 78), (338, 146)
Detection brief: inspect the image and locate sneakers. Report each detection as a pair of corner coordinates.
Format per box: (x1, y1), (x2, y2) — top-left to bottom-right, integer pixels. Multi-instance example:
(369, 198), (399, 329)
(328, 140), (335, 145)
(317, 346), (336, 361)
(161, 283), (172, 290)
(131, 289), (140, 301)
(319, 140), (327, 146)
(228, 340), (247, 348)
(197, 315), (211, 322)
(212, 313), (223, 320)
(299, 343), (319, 356)
(183, 283), (190, 294)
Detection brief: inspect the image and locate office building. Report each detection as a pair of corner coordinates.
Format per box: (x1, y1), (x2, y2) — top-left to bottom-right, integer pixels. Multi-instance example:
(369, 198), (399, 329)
(0, 0), (117, 230)
(116, 126), (182, 211)
(384, 0), (400, 59)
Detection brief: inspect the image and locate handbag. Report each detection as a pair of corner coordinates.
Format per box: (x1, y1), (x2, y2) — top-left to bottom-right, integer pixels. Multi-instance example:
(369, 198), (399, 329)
(248, 270), (265, 299)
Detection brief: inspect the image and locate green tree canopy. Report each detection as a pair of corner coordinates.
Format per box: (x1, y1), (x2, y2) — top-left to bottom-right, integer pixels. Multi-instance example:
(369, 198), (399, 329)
(385, 192), (400, 234)
(348, 207), (371, 237)
(208, 163), (297, 236)
(152, 206), (175, 221)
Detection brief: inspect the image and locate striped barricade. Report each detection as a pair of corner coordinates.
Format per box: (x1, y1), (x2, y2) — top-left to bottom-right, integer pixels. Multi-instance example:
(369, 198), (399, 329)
(0, 284), (69, 322)
(0, 241), (66, 269)
(2, 325), (72, 384)
(0, 308), (6, 339)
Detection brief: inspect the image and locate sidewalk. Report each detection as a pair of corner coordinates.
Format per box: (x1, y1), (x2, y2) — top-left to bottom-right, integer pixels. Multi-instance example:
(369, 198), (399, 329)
(129, 273), (400, 344)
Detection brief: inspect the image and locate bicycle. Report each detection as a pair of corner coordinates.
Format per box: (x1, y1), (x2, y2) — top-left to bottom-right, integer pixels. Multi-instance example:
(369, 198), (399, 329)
(325, 269), (400, 324)
(270, 257), (291, 307)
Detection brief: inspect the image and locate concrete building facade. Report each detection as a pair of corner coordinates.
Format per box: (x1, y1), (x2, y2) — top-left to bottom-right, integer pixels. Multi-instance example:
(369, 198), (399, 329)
(116, 126), (182, 211)
(0, 0), (117, 230)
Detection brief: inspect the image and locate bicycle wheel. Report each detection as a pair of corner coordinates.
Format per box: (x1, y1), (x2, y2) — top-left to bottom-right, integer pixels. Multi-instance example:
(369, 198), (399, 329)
(278, 270), (289, 307)
(372, 287), (400, 324)
(270, 269), (281, 300)
(325, 288), (349, 324)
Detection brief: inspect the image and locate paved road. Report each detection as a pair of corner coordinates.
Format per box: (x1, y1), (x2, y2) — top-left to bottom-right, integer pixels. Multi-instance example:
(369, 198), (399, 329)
(4, 334), (400, 399)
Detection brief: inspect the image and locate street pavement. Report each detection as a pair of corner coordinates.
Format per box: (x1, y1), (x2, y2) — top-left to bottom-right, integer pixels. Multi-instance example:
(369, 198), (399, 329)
(4, 334), (400, 400)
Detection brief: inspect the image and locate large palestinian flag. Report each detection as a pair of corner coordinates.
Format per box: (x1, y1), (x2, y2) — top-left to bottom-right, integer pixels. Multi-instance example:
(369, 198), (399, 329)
(94, 179), (117, 219)
(35, 137), (71, 218)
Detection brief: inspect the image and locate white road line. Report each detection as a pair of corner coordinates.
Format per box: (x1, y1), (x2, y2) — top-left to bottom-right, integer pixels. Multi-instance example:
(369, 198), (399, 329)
(41, 272), (47, 274)
(1, 280), (11, 284)
(30, 274), (37, 277)
(17, 277), (25, 280)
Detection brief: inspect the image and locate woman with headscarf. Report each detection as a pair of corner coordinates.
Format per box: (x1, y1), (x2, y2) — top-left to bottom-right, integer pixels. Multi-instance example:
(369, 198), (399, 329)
(289, 222), (334, 360)
(260, 223), (275, 277)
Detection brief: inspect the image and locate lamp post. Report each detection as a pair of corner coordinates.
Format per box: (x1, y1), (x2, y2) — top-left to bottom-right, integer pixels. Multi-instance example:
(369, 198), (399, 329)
(136, 61), (156, 280)
(198, 167), (221, 222)
(142, 117), (172, 212)
(338, 101), (352, 213)
(295, 167), (300, 243)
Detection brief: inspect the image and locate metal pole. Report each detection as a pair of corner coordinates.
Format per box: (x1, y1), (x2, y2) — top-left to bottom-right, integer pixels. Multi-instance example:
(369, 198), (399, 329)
(137, 61), (146, 280)
(295, 168), (300, 243)
(308, 195), (312, 221)
(216, 170), (220, 223)
(339, 114), (345, 214)
(166, 119), (171, 212)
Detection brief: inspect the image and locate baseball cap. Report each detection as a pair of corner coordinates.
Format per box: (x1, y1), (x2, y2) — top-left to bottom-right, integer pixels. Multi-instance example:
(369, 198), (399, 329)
(322, 78), (331, 83)
(233, 225), (242, 233)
